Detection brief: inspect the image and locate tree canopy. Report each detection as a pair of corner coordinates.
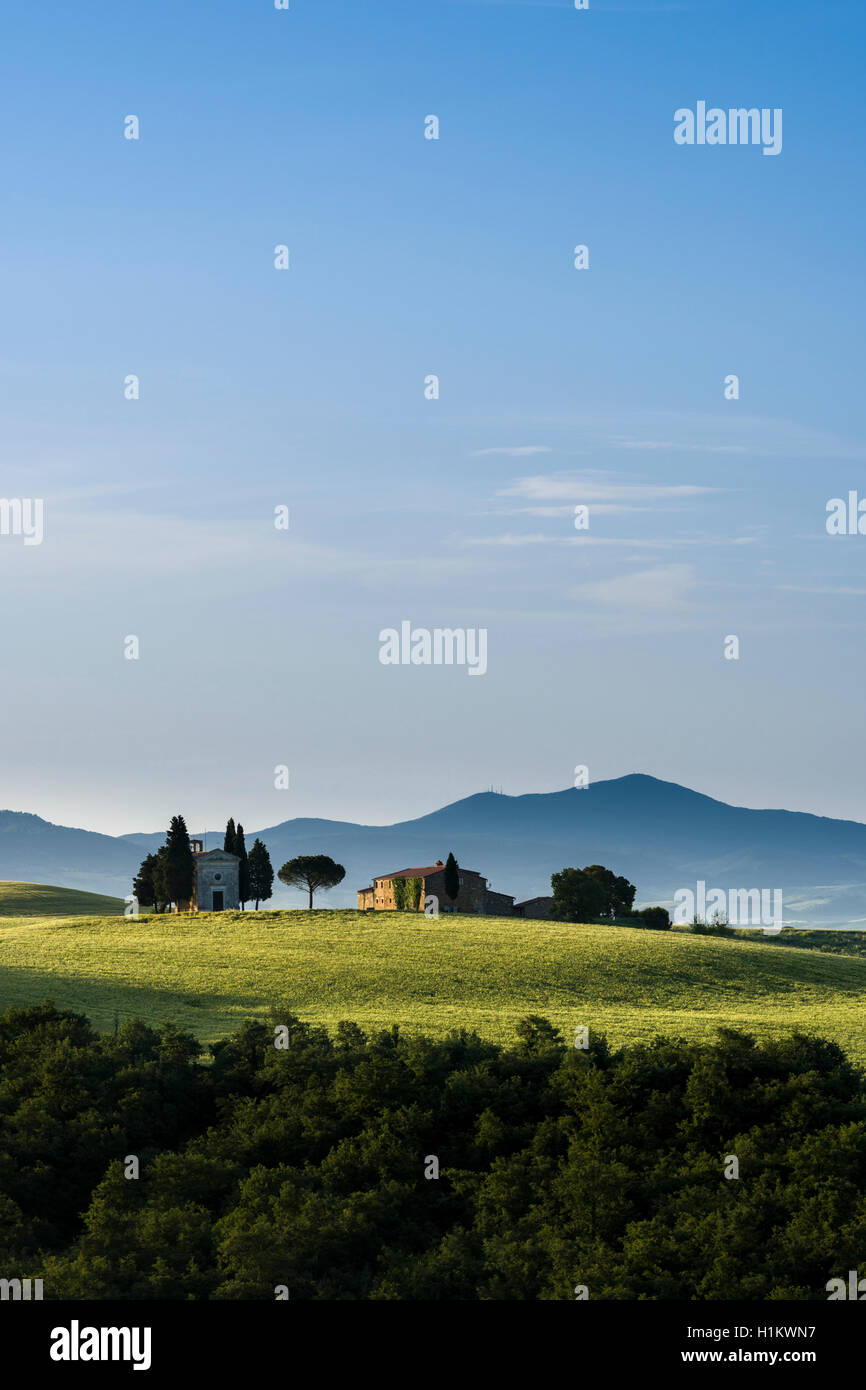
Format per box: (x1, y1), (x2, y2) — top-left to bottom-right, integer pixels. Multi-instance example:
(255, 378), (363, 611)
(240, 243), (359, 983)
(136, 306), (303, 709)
(133, 815), (193, 912)
(443, 852), (459, 902)
(2, 1002), (864, 1300)
(235, 823), (250, 909)
(247, 839), (274, 910)
(550, 866), (608, 922)
(162, 815), (194, 906)
(132, 853), (161, 912)
(582, 865), (637, 918)
(277, 854), (346, 909)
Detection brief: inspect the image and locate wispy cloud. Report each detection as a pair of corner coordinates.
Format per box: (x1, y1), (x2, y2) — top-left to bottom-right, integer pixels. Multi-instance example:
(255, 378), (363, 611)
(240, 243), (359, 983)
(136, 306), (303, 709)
(608, 436), (760, 455)
(464, 533), (749, 548)
(471, 445), (553, 457)
(498, 472), (718, 502)
(776, 584), (866, 597)
(494, 503), (655, 516)
(573, 563), (697, 610)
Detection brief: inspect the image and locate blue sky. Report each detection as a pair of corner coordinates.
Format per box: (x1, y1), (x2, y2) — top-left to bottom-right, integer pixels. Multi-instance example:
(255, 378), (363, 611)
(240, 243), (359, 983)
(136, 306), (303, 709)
(1, 0), (865, 834)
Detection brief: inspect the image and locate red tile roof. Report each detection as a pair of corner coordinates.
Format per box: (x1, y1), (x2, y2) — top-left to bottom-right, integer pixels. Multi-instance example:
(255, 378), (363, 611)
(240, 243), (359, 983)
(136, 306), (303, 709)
(377, 866), (446, 881)
(377, 865), (486, 882)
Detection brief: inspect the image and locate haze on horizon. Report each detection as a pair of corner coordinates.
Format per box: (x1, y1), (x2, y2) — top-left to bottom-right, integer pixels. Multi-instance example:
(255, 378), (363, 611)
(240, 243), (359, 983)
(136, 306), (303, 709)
(4, 772), (864, 844)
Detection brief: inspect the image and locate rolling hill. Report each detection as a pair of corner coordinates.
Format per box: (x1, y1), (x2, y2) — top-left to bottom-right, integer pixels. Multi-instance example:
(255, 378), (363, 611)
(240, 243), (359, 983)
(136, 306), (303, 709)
(0, 881), (126, 917)
(0, 811), (142, 896)
(0, 909), (864, 1062)
(2, 775), (866, 925)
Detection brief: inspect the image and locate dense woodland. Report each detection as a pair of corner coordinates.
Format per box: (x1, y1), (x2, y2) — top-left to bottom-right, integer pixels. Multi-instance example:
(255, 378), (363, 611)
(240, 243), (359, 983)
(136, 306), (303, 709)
(1, 1002), (864, 1299)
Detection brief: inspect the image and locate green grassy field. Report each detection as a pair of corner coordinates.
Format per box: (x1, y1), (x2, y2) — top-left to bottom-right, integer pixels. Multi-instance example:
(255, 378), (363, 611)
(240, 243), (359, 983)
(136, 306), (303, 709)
(0, 881), (126, 917)
(1, 907), (865, 1060)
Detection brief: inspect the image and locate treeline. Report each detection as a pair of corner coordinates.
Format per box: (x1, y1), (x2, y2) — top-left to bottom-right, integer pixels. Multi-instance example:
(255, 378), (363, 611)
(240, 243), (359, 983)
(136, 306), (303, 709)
(133, 814), (274, 912)
(133, 816), (347, 913)
(551, 864), (671, 929)
(1, 1003), (864, 1300)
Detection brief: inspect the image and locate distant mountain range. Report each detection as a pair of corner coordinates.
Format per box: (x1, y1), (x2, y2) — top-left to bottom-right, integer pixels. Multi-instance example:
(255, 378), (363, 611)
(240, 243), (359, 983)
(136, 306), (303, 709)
(2, 775), (866, 927)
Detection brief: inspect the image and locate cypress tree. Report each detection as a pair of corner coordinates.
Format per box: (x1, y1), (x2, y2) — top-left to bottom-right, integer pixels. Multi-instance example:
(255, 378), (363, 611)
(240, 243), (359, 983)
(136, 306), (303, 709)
(444, 852), (460, 903)
(152, 848), (169, 913)
(133, 853), (159, 911)
(236, 822), (250, 910)
(163, 815), (194, 909)
(248, 839), (274, 909)
(224, 818), (236, 854)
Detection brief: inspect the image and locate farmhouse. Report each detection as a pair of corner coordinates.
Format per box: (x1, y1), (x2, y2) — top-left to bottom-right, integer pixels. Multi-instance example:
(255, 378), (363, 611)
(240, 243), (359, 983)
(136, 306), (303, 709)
(357, 860), (553, 918)
(182, 840), (239, 912)
(358, 861), (491, 914)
